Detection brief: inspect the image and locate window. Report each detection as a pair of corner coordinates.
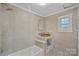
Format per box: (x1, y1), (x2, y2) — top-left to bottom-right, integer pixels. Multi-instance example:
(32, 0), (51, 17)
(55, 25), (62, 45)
(58, 14), (72, 32)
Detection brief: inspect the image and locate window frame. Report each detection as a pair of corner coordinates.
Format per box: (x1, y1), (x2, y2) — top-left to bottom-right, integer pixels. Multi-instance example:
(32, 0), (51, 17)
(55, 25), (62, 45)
(58, 14), (73, 32)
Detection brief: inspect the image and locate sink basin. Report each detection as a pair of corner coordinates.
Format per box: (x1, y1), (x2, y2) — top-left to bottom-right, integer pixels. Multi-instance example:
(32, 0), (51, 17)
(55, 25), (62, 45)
(38, 32), (51, 37)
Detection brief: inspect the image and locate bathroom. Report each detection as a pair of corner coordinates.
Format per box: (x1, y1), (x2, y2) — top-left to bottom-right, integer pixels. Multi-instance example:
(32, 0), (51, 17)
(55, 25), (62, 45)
(0, 3), (79, 56)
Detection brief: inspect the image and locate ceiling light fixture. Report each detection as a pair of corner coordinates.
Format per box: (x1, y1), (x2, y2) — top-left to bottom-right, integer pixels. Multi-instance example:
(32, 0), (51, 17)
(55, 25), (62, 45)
(39, 3), (47, 6)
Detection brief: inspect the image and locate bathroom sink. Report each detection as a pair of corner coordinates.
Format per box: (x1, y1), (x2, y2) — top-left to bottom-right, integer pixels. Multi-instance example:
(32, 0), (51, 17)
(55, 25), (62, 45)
(38, 32), (51, 37)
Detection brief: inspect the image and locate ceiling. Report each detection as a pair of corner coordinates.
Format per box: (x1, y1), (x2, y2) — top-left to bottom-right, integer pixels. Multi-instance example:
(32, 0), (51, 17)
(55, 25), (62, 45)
(10, 3), (77, 17)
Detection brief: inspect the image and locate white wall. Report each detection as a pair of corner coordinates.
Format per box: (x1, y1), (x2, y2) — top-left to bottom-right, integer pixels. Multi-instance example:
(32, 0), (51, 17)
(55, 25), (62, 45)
(1, 4), (42, 54)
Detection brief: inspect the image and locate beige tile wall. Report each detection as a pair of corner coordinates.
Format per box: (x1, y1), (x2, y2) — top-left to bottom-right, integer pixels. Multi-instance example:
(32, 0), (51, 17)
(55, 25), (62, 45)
(0, 4), (43, 54)
(45, 8), (78, 55)
(78, 6), (79, 56)
(0, 4), (2, 53)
